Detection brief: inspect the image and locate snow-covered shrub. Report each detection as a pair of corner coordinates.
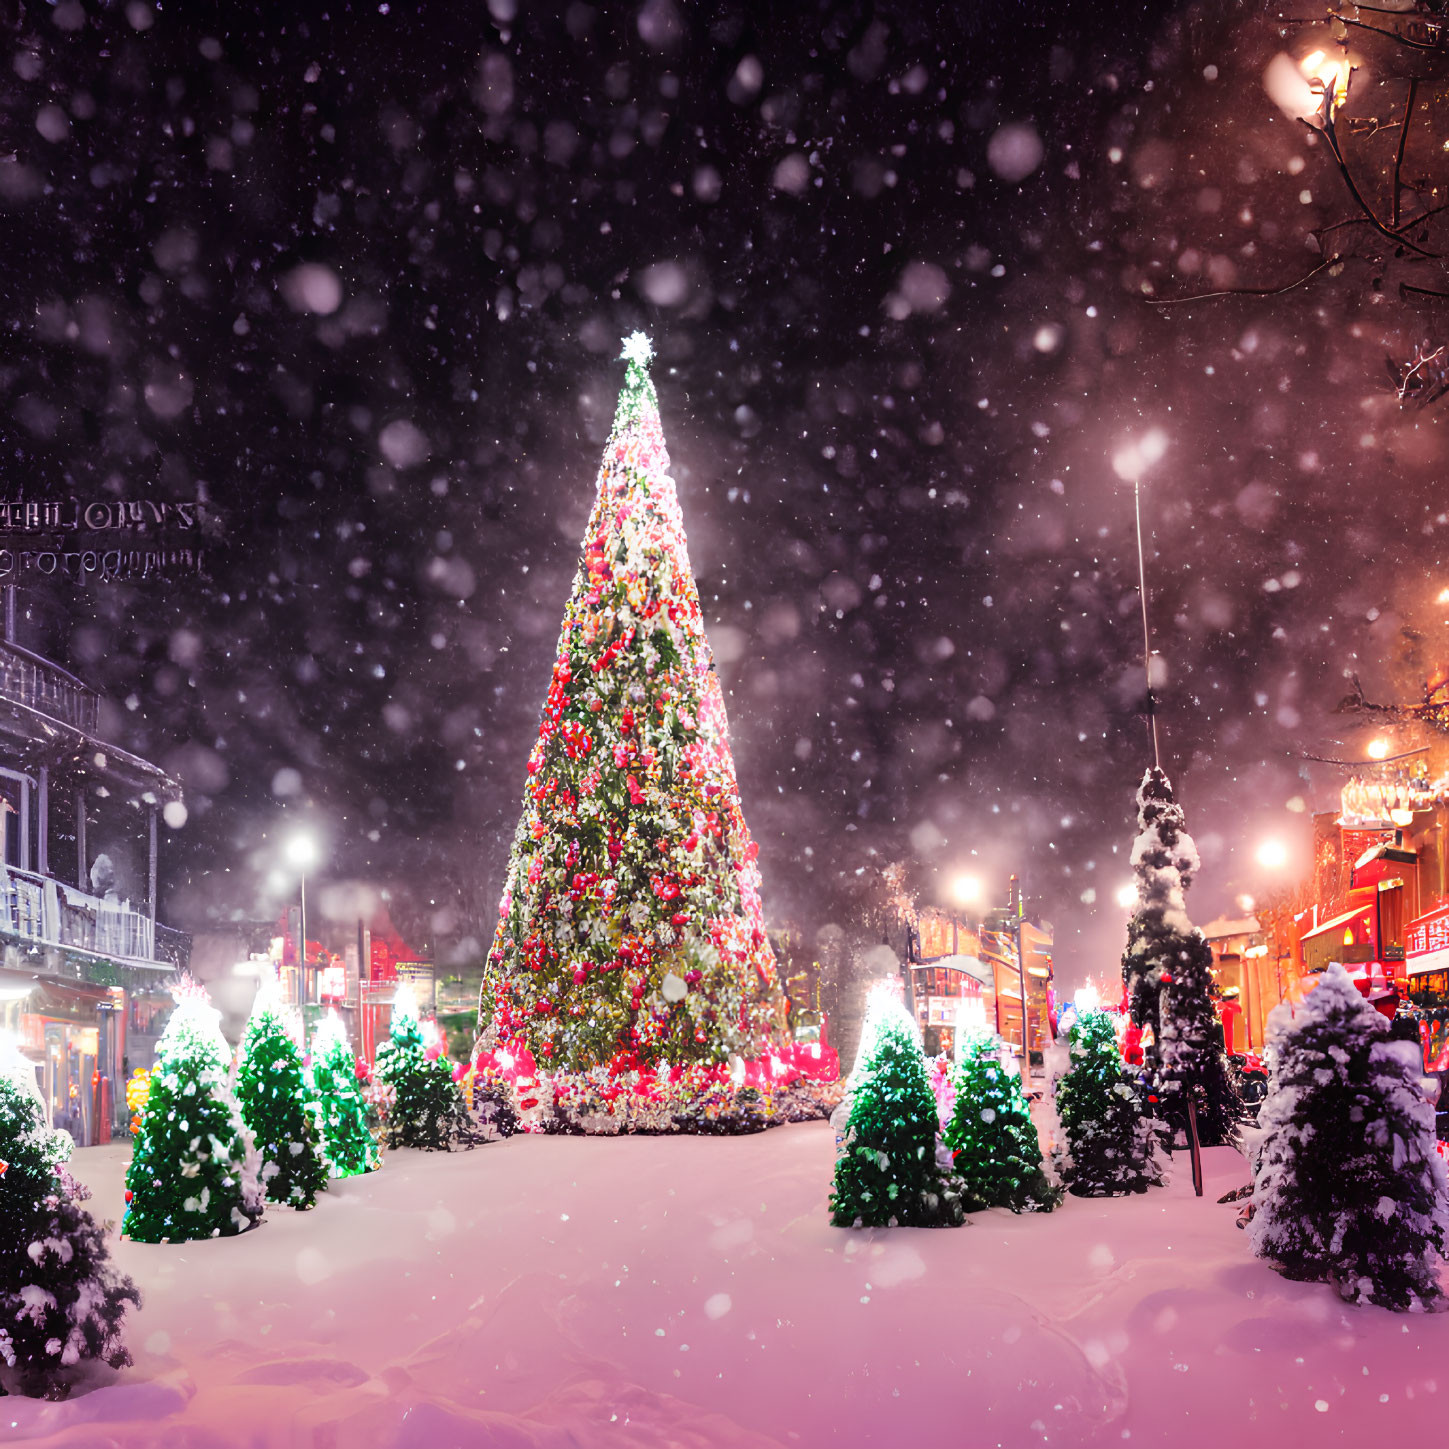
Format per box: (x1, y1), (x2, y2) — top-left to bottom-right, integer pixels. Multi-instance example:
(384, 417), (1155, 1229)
(1248, 964), (1449, 1311)
(943, 1031), (1058, 1213)
(0, 1044), (139, 1399)
(374, 993), (477, 1151)
(309, 1016), (381, 1177)
(830, 992), (965, 1228)
(124, 982), (264, 1244)
(470, 1076), (521, 1142)
(234, 986), (329, 1208)
(1053, 1009), (1165, 1197)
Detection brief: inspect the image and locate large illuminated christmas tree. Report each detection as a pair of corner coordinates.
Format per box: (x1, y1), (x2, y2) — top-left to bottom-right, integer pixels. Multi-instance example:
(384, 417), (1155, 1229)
(479, 334), (780, 1070)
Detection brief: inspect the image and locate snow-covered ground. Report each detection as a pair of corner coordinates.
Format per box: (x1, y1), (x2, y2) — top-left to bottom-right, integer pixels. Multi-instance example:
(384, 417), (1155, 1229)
(9, 1126), (1449, 1447)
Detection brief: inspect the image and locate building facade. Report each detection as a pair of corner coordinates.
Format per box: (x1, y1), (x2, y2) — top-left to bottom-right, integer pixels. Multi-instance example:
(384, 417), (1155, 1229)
(903, 903), (1055, 1060)
(1244, 718), (1449, 1075)
(0, 588), (187, 1142)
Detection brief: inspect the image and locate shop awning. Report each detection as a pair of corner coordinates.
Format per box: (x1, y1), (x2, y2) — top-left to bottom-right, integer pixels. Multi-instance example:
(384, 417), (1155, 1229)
(1301, 905), (1372, 944)
(0, 968), (115, 1021)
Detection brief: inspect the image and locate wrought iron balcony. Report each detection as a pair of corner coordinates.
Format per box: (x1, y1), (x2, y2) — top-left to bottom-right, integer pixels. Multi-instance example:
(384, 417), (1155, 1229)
(0, 865), (177, 969)
(0, 642), (100, 735)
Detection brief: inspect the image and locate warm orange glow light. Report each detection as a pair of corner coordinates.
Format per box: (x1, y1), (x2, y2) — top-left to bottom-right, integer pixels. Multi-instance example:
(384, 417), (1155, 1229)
(1299, 47), (1354, 116)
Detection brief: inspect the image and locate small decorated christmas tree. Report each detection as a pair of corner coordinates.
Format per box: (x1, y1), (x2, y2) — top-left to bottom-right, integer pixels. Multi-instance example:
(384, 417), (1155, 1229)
(1121, 767), (1241, 1146)
(310, 1014), (381, 1177)
(235, 984), (329, 1209)
(0, 1038), (140, 1398)
(478, 333), (780, 1071)
(374, 986), (474, 1151)
(1053, 1009), (1164, 1198)
(123, 981), (264, 1243)
(943, 1032), (1058, 1213)
(1248, 964), (1449, 1309)
(830, 989), (965, 1229)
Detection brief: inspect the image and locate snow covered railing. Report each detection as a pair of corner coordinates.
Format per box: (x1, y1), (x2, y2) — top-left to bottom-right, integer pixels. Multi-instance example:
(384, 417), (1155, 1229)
(0, 639), (100, 734)
(0, 865), (158, 964)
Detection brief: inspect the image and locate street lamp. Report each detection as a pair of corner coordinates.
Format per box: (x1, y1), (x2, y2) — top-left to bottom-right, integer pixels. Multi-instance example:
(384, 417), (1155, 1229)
(1113, 428), (1170, 769)
(952, 874), (982, 908)
(284, 829), (320, 1017)
(1255, 839), (1288, 871)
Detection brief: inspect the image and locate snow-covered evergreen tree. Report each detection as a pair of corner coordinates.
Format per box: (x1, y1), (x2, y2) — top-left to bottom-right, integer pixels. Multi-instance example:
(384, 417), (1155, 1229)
(235, 986), (329, 1208)
(830, 990), (965, 1229)
(1248, 964), (1449, 1310)
(310, 1014), (381, 1177)
(1121, 767), (1241, 1146)
(123, 981), (264, 1243)
(0, 1038), (139, 1398)
(943, 1031), (1058, 1213)
(1053, 1009), (1165, 1197)
(478, 333), (780, 1071)
(374, 987), (474, 1151)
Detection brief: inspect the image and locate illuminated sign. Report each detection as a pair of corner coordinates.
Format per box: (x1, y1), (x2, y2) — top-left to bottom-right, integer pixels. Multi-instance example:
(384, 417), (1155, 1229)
(1407, 903), (1449, 976)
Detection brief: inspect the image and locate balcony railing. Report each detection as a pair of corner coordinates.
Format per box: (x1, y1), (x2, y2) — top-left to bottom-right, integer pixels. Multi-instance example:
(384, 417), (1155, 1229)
(153, 922), (192, 971)
(0, 866), (160, 965)
(0, 642), (100, 734)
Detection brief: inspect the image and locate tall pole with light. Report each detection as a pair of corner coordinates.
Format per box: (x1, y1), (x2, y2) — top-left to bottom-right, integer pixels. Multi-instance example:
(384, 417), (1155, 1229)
(284, 830), (319, 1033)
(1009, 875), (1030, 1077)
(1113, 428), (1168, 770)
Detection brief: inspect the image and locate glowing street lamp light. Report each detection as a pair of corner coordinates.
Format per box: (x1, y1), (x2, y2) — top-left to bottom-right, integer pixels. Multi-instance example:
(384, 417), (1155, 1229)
(284, 830), (319, 873)
(1115, 883), (1138, 911)
(1366, 737), (1391, 761)
(1255, 839), (1288, 871)
(952, 874), (982, 908)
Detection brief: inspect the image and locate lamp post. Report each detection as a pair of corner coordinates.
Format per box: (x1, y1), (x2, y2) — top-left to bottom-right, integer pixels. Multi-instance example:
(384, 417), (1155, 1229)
(1113, 428), (1168, 770)
(284, 830), (320, 1029)
(963, 874), (1033, 1074)
(1009, 875), (1030, 1081)
(1249, 837), (1293, 1048)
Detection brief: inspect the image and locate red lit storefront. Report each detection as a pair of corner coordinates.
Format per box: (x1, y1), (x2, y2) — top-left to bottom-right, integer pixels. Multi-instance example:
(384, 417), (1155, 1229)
(1297, 817), (1415, 1006)
(1406, 901), (1449, 1070)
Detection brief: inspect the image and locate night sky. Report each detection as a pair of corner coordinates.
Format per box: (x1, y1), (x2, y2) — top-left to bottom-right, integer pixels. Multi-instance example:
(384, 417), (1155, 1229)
(3, 0), (1444, 986)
